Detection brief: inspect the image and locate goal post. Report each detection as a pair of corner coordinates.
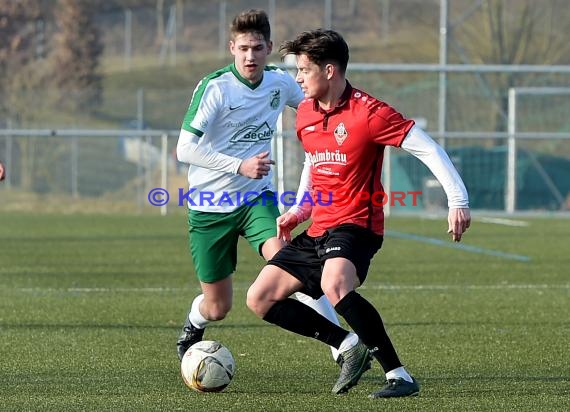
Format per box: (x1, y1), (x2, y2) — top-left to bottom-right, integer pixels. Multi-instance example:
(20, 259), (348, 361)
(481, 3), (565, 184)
(506, 87), (570, 213)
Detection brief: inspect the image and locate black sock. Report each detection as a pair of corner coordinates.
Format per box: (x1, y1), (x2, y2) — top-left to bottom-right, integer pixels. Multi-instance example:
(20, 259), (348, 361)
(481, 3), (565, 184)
(263, 298), (349, 349)
(335, 290), (402, 373)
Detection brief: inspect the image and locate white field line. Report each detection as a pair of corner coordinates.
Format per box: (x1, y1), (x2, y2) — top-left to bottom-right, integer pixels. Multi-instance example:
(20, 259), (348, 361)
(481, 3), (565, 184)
(15, 283), (569, 293)
(16, 287), (181, 293)
(385, 230), (531, 262)
(478, 217), (530, 227)
(362, 283), (569, 290)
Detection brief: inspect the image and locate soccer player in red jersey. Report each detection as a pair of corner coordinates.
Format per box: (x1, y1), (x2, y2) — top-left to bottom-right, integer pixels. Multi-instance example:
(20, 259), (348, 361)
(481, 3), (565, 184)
(246, 29), (470, 398)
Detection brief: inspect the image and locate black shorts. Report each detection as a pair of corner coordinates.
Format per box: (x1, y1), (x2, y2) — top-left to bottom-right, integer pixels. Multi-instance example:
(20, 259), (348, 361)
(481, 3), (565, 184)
(267, 223), (383, 299)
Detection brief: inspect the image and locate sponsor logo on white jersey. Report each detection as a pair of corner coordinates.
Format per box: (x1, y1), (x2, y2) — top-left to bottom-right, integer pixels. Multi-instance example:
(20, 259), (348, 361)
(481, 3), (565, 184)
(230, 121), (275, 143)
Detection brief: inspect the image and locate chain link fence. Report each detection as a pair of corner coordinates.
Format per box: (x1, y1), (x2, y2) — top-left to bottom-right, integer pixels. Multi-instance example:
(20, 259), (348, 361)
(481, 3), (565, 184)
(2, 0), (570, 214)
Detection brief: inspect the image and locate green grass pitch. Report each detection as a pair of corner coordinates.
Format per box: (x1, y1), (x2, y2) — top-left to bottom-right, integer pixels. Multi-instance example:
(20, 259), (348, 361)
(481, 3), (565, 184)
(0, 212), (568, 411)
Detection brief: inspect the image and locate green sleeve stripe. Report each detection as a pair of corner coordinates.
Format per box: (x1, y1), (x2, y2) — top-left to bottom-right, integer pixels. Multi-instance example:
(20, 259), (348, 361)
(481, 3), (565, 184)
(264, 64), (279, 72)
(181, 64), (233, 132)
(186, 125), (203, 137)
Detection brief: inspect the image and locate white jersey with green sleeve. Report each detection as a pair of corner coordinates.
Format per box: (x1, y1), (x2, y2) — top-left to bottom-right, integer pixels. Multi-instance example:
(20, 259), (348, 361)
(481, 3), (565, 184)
(180, 63), (303, 212)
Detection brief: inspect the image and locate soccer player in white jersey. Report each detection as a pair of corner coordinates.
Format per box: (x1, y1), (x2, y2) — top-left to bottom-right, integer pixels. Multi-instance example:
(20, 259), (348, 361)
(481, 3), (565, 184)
(174, 9), (348, 364)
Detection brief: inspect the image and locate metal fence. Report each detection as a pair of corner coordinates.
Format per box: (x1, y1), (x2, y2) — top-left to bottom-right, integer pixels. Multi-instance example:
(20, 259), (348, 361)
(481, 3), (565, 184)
(2, 1), (570, 214)
(2, 72), (570, 215)
(2, 120), (570, 215)
(0, 129), (176, 215)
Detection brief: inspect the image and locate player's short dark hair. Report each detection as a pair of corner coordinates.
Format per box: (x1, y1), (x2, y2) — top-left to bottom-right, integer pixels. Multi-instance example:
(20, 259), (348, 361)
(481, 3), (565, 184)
(279, 29), (349, 74)
(230, 9), (271, 42)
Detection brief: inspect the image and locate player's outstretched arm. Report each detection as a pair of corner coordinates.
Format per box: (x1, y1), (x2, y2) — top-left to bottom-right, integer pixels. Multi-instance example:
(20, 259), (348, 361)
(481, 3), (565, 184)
(276, 212), (300, 243)
(177, 129), (274, 179)
(176, 129), (242, 174)
(400, 125), (471, 241)
(237, 151), (275, 179)
(448, 207), (471, 242)
(287, 152), (313, 222)
(276, 153), (313, 243)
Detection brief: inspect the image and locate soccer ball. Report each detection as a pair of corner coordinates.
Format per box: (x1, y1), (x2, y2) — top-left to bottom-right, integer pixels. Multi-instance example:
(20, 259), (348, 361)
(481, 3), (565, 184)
(180, 340), (236, 392)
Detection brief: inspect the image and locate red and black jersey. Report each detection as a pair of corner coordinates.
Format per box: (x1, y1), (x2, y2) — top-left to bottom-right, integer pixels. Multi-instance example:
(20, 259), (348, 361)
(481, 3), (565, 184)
(297, 82), (414, 236)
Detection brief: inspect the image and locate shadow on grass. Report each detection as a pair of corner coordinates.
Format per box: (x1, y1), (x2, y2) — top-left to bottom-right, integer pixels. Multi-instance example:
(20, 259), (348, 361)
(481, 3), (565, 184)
(2, 320), (569, 330)
(0, 322), (274, 330)
(0, 234), (182, 242)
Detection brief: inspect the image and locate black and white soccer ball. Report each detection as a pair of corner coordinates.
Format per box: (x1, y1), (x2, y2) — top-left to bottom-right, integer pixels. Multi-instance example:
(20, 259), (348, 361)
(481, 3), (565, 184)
(180, 340), (236, 392)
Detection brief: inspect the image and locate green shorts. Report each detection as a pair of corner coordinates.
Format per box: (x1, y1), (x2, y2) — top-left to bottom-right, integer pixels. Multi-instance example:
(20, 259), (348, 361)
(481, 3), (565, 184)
(188, 192), (280, 283)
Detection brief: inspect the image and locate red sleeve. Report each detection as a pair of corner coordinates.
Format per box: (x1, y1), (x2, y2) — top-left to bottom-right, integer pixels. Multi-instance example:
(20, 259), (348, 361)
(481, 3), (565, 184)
(295, 99), (311, 142)
(368, 101), (415, 147)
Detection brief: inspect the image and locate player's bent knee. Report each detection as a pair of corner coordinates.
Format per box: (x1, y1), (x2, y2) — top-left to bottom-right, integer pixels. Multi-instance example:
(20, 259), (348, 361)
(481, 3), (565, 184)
(206, 302), (232, 321)
(321, 282), (343, 306)
(245, 285), (265, 317)
(246, 283), (280, 318)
